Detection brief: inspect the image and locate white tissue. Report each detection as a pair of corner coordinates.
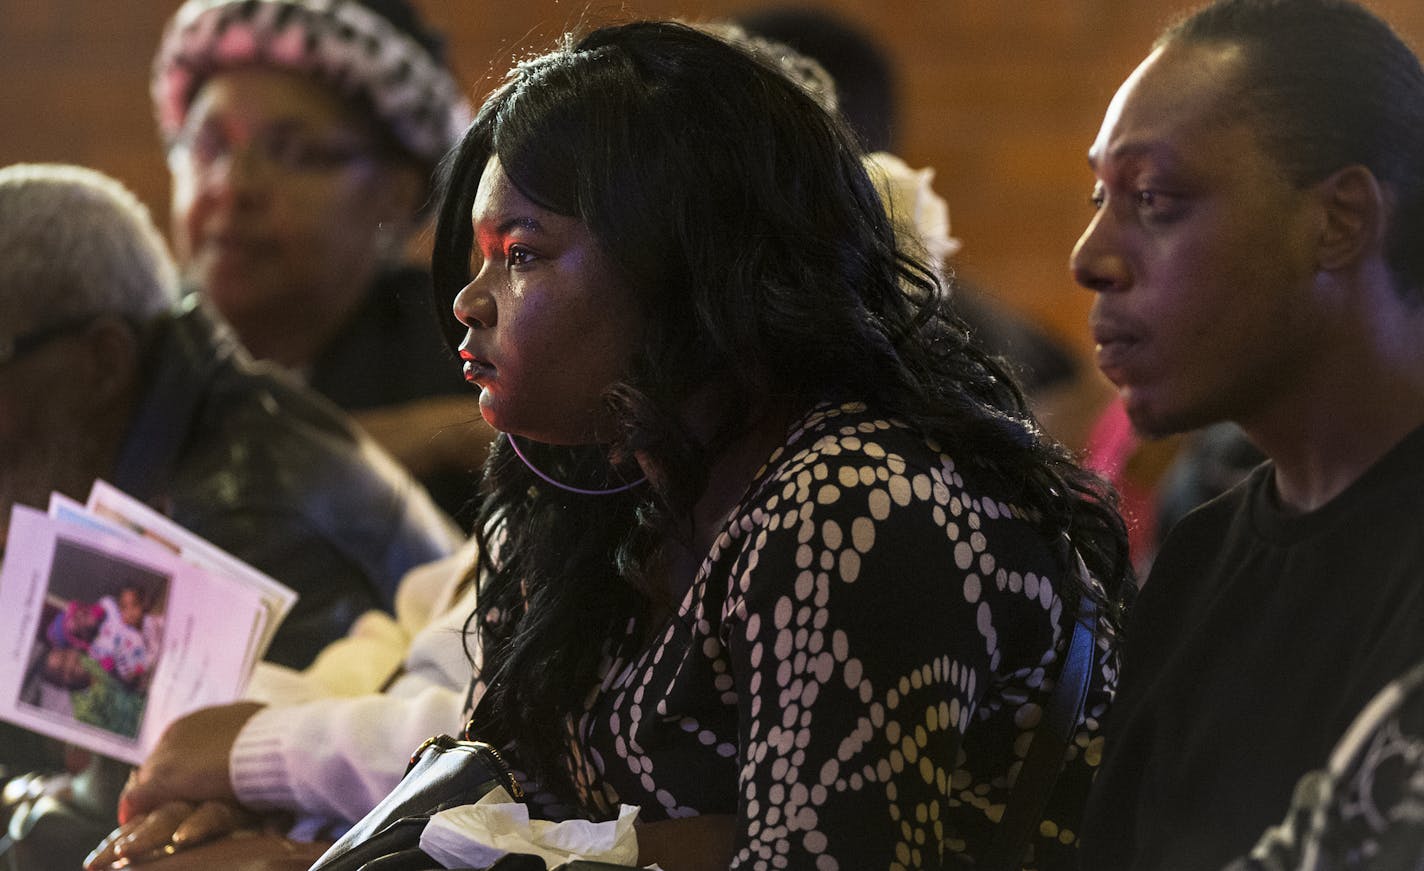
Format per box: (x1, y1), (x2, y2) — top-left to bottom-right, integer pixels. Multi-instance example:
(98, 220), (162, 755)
(418, 787), (641, 868)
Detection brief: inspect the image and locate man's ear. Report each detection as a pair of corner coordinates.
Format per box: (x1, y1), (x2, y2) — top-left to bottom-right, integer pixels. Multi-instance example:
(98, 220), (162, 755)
(1315, 164), (1388, 272)
(83, 316), (141, 406)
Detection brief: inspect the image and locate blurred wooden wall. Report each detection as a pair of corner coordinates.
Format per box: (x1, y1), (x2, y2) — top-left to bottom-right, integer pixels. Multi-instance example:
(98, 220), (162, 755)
(4, 0), (1424, 368)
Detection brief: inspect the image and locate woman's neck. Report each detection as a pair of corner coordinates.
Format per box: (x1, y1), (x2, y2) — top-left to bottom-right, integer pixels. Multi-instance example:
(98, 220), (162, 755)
(648, 387), (799, 609)
(689, 404), (795, 549)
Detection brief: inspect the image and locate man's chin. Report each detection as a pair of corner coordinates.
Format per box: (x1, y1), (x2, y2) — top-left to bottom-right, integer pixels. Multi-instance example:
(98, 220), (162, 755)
(1120, 390), (1196, 441)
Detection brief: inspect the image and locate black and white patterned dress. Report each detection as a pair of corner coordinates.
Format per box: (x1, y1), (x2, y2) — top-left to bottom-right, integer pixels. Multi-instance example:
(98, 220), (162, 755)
(491, 400), (1118, 869)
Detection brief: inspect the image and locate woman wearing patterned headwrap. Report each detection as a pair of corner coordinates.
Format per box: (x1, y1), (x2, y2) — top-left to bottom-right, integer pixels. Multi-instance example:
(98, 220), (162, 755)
(151, 0), (485, 521)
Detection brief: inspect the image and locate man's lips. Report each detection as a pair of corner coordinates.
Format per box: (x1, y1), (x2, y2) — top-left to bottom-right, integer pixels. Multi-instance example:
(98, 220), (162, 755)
(1091, 322), (1143, 383)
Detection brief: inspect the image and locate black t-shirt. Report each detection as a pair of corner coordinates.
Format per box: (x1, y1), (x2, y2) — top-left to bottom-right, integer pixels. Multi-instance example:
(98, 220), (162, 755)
(1081, 424), (1424, 871)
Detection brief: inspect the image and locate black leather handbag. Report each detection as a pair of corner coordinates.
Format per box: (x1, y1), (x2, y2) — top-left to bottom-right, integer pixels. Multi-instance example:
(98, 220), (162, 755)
(307, 731), (524, 871)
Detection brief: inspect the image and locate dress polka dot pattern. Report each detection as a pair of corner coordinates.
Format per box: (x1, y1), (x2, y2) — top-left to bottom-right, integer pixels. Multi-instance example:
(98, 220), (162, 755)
(493, 401), (1117, 869)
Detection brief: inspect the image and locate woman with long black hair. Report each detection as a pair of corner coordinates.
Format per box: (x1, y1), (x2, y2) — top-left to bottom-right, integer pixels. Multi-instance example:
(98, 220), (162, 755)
(432, 20), (1130, 870)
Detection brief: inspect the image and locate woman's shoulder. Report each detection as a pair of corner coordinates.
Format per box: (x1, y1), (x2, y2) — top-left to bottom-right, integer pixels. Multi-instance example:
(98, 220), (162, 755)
(724, 399), (1050, 563)
(764, 401), (933, 474)
(705, 397), (1077, 670)
(751, 400), (1009, 506)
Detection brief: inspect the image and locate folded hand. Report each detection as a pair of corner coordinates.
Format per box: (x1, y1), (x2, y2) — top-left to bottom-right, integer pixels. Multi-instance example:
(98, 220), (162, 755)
(85, 825), (326, 871)
(85, 798), (258, 869)
(117, 701), (264, 823)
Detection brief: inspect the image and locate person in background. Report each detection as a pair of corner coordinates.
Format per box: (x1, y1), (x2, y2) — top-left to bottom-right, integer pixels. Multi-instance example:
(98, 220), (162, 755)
(58, 586), (160, 690)
(150, 0), (488, 523)
(735, 5), (899, 153)
(1069, 0), (1424, 867)
(46, 599), (104, 654)
(35, 648), (146, 741)
(0, 162), (460, 870)
(735, 5), (1084, 407)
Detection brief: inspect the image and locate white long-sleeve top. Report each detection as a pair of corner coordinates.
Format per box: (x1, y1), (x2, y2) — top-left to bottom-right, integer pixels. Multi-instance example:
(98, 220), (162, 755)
(229, 539), (479, 825)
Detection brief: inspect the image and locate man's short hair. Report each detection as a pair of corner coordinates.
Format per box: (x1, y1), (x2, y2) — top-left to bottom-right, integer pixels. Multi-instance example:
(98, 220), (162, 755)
(0, 164), (180, 326)
(1160, 0), (1424, 298)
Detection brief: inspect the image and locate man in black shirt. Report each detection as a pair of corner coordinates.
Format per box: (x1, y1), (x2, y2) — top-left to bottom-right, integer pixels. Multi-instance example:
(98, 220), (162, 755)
(1069, 1), (1424, 868)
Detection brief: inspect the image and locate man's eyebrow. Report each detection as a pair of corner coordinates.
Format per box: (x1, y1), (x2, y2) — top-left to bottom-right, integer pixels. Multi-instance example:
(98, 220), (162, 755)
(1089, 139), (1178, 171)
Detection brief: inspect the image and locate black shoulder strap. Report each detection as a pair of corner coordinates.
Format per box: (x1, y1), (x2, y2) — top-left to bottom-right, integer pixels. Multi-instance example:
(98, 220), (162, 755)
(980, 556), (1100, 870)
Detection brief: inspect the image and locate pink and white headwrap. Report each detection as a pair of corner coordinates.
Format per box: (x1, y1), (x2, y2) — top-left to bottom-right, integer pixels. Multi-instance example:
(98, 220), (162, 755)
(152, 0), (473, 166)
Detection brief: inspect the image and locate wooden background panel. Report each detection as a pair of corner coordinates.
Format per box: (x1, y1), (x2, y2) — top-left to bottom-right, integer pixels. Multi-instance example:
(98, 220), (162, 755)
(3, 0), (1423, 365)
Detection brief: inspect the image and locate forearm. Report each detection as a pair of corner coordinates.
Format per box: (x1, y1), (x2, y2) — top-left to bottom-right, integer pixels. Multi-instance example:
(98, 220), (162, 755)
(230, 685), (469, 823)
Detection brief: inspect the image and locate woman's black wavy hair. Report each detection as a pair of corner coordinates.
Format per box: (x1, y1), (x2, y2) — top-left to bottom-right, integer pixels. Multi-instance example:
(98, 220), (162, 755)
(431, 20), (1131, 803)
